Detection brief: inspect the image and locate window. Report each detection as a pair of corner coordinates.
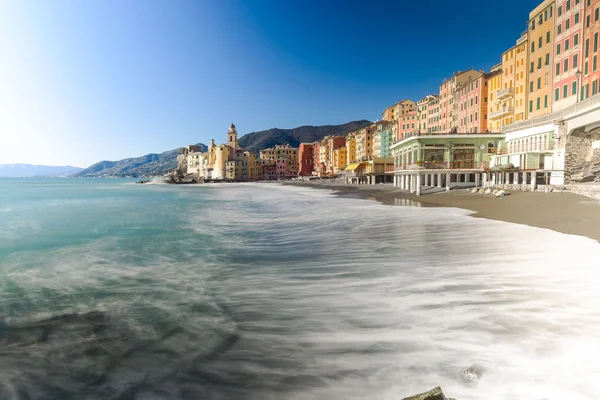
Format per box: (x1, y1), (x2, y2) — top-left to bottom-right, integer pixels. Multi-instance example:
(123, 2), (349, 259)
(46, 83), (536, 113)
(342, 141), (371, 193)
(566, 0), (571, 11)
(586, 38), (589, 57)
(564, 58), (569, 72)
(594, 81), (599, 95)
(550, 6), (553, 17)
(575, 33), (579, 46)
(537, 97), (541, 110)
(546, 53), (550, 66)
(558, 24), (563, 35)
(558, 5), (562, 16)
(539, 37), (542, 49)
(594, 55), (598, 72)
(531, 19), (536, 30)
(556, 62), (561, 75)
(575, 12), (580, 24)
(546, 32), (551, 43)
(595, 33), (599, 52)
(596, 8), (599, 21)
(529, 100), (533, 112)
(530, 81), (534, 92)
(565, 39), (570, 51)
(530, 62), (535, 72)
(563, 84), (568, 98)
(585, 61), (589, 75)
(545, 72), (549, 85)
(538, 57), (542, 69)
(572, 80), (577, 95)
(531, 42), (535, 53)
(555, 87), (560, 100)
(587, 15), (591, 29)
(537, 77), (541, 89)
(557, 43), (561, 55)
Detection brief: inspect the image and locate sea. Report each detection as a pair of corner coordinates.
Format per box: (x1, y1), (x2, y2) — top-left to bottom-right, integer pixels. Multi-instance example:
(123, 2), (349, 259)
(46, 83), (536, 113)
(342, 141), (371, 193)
(1, 178), (600, 400)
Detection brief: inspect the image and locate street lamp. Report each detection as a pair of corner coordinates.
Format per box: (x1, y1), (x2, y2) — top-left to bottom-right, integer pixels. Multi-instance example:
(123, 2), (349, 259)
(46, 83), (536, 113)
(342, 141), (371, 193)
(576, 69), (582, 102)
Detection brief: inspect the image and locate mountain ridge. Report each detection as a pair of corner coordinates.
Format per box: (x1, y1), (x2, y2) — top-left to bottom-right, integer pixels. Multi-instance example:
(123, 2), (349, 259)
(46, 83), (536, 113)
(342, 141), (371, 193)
(0, 164), (83, 177)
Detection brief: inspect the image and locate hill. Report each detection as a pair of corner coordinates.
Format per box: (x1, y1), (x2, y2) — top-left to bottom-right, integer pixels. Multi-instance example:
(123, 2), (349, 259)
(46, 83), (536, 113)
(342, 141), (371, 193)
(238, 120), (372, 154)
(74, 143), (206, 178)
(0, 164), (83, 177)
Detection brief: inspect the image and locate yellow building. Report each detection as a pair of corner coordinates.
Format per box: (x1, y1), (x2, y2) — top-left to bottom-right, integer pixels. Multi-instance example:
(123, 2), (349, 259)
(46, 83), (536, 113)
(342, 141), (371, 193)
(381, 99), (416, 121)
(346, 134), (357, 163)
(196, 123), (259, 181)
(487, 63), (504, 132)
(332, 147), (347, 175)
(527, 0), (556, 118)
(354, 126), (374, 162)
(489, 31), (530, 132)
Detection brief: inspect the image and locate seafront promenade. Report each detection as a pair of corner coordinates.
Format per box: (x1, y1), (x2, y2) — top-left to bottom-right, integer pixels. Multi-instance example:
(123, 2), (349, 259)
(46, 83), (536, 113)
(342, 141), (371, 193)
(282, 179), (600, 243)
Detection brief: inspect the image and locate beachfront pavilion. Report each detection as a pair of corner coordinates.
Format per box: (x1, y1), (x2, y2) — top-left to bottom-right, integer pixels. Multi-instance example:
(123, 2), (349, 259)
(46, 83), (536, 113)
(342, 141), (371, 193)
(389, 132), (505, 195)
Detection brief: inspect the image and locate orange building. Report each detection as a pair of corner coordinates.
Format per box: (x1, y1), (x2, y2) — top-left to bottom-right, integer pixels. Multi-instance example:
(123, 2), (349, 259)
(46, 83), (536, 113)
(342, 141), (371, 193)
(527, 0), (556, 118)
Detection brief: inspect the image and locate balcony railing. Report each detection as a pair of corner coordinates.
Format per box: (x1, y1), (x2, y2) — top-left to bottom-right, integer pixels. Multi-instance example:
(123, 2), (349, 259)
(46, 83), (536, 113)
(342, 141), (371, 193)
(394, 161), (489, 171)
(497, 87), (515, 100)
(490, 107), (514, 120)
(391, 131), (504, 147)
(504, 91), (600, 132)
(494, 145), (554, 155)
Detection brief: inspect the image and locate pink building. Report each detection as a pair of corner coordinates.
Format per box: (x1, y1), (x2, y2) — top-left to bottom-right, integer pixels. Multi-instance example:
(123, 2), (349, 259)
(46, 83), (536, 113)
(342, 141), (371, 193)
(436, 69), (481, 133)
(398, 110), (418, 139)
(455, 70), (493, 133)
(313, 141), (321, 175)
(581, 0), (600, 99)
(553, 0), (585, 110)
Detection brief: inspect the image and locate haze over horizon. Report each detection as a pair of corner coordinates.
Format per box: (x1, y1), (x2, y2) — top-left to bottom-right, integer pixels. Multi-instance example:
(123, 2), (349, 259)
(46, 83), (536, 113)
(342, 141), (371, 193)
(1, 0), (541, 168)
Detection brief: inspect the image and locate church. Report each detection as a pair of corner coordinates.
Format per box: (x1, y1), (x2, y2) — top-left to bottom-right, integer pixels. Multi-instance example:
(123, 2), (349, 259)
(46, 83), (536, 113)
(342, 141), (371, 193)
(187, 123), (260, 181)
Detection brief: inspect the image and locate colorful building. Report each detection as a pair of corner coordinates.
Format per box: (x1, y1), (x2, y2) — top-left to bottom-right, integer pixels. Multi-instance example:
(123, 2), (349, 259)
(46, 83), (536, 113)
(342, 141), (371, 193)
(490, 32), (530, 131)
(345, 134), (357, 163)
(373, 120), (394, 157)
(553, 0), (584, 110)
(398, 110), (418, 139)
(581, 0), (600, 98)
(354, 126), (374, 162)
(298, 143), (314, 176)
(417, 95), (440, 133)
(382, 99), (416, 121)
(527, 0), (556, 118)
(332, 147), (347, 175)
(313, 141), (321, 175)
(259, 145), (298, 179)
(437, 69), (481, 133)
(455, 70), (490, 133)
(192, 124), (260, 181)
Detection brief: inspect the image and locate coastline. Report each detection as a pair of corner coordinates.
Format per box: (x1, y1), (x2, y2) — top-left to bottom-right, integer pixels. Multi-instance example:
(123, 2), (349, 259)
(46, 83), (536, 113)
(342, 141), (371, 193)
(281, 180), (600, 243)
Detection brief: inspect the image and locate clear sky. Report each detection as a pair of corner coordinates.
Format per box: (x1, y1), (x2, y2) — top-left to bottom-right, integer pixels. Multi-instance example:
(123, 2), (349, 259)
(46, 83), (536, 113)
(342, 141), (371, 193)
(0, 0), (542, 167)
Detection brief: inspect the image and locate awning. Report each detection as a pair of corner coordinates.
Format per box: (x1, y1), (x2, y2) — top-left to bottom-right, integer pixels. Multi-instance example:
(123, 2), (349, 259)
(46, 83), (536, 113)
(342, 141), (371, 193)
(344, 163), (363, 171)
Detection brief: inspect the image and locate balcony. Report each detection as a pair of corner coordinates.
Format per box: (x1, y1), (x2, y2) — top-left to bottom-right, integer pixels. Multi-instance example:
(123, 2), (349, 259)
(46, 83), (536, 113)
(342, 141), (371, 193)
(497, 87), (515, 100)
(489, 107), (514, 120)
(394, 161), (489, 171)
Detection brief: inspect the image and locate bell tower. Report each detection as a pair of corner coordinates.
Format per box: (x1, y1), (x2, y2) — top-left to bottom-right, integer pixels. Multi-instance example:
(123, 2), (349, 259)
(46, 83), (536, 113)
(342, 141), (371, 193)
(227, 123), (238, 152)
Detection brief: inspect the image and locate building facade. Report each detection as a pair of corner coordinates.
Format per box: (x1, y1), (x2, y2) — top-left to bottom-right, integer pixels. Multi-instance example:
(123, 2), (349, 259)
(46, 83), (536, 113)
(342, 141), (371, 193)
(398, 110), (418, 139)
(298, 143), (314, 176)
(417, 95), (440, 133)
(527, 0), (556, 118)
(437, 69), (481, 132)
(553, 0), (584, 110)
(581, 0), (600, 98)
(259, 145), (298, 179)
(455, 71), (489, 133)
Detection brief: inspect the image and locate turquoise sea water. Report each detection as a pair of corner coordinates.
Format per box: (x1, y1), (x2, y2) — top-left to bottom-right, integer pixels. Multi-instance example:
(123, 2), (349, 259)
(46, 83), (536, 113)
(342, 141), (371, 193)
(2, 178), (600, 400)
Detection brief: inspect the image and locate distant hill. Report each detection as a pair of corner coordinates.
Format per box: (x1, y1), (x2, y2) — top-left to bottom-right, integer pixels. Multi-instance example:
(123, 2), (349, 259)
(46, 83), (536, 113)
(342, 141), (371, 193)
(238, 120), (372, 154)
(73, 143), (206, 178)
(0, 164), (83, 177)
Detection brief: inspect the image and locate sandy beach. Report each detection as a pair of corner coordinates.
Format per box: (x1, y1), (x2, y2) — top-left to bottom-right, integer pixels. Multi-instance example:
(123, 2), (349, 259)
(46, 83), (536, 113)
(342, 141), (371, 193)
(282, 179), (600, 243)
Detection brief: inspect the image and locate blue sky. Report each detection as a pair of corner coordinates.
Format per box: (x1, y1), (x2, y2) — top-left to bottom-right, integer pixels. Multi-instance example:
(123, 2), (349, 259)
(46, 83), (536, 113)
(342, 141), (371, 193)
(0, 0), (541, 167)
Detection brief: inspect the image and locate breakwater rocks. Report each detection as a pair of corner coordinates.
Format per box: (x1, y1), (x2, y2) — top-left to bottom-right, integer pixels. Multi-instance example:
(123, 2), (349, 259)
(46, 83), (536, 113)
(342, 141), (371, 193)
(470, 187), (508, 198)
(401, 386), (456, 400)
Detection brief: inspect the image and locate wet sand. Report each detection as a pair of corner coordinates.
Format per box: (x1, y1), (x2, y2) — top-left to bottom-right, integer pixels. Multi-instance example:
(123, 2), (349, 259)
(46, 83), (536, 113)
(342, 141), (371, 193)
(281, 180), (600, 243)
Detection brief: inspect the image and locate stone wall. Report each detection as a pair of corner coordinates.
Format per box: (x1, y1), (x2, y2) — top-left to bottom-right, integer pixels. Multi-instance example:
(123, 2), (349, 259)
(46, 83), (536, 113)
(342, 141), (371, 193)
(565, 126), (600, 183)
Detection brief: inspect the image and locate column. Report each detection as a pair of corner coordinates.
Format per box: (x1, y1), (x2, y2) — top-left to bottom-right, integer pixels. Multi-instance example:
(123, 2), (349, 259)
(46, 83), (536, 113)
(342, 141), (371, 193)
(521, 172), (526, 190)
(530, 172), (537, 191)
(483, 172), (488, 188)
(416, 174), (422, 196)
(475, 173), (480, 188)
(445, 173), (450, 192)
(437, 173), (442, 188)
